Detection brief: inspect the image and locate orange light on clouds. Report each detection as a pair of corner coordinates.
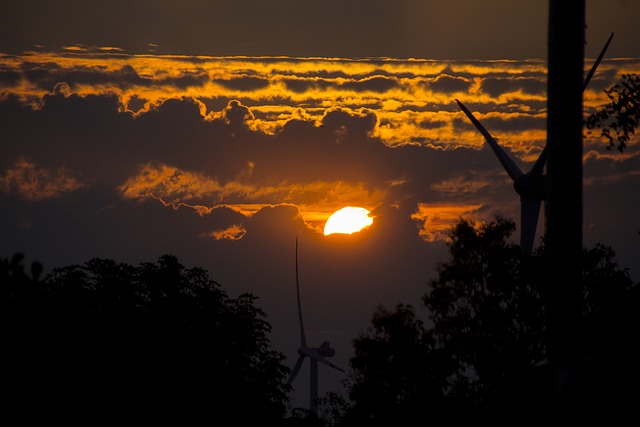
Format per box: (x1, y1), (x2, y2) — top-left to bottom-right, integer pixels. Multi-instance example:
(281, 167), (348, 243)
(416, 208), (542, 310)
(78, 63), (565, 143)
(411, 203), (484, 242)
(4, 52), (640, 151)
(207, 224), (247, 241)
(0, 158), (85, 201)
(117, 163), (386, 233)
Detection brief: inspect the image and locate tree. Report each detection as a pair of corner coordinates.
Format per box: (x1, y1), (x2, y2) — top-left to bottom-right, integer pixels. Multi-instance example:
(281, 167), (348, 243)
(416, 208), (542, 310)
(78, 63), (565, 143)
(428, 218), (638, 417)
(345, 216), (639, 423)
(586, 73), (640, 152)
(2, 254), (291, 424)
(421, 216), (551, 420)
(346, 304), (457, 426)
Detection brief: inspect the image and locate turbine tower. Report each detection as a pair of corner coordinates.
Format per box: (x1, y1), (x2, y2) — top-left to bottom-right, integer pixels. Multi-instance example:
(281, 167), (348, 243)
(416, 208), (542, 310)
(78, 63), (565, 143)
(288, 236), (345, 417)
(455, 32), (613, 255)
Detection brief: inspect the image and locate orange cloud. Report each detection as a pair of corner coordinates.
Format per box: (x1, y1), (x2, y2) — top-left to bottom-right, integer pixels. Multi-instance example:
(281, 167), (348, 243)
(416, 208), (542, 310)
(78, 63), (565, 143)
(411, 202), (484, 242)
(0, 158), (85, 200)
(207, 224), (247, 241)
(5, 52), (640, 153)
(118, 163), (388, 230)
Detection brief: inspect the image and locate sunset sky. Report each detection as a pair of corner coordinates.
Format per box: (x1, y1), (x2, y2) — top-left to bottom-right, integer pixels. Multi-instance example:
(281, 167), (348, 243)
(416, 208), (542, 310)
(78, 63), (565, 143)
(2, 0), (640, 410)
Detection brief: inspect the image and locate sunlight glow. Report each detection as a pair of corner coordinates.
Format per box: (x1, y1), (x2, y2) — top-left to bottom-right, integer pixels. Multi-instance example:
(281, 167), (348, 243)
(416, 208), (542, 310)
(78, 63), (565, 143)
(324, 206), (373, 235)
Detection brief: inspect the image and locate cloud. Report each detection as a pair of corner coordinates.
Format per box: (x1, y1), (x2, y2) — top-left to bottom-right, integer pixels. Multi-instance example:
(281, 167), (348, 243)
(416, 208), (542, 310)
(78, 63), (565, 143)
(430, 175), (491, 194)
(584, 147), (640, 185)
(339, 75), (400, 93)
(0, 69), (21, 88)
(0, 158), (85, 200)
(208, 224), (247, 241)
(411, 202), (485, 243)
(118, 161), (392, 233)
(4, 53), (639, 153)
(214, 76), (270, 91)
(480, 76), (546, 98)
(426, 74), (473, 94)
(2, 52), (639, 274)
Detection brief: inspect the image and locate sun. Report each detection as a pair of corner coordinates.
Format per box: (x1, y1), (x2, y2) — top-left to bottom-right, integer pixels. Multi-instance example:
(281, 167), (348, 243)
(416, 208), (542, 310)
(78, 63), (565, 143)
(324, 206), (373, 236)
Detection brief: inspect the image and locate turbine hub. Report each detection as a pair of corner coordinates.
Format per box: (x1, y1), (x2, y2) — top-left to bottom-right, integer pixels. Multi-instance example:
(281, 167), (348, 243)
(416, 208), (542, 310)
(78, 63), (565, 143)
(319, 341), (336, 357)
(514, 174), (546, 201)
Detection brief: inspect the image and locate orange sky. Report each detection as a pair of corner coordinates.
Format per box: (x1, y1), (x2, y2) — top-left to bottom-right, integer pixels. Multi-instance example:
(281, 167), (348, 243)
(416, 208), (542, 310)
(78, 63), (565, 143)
(3, 52), (639, 241)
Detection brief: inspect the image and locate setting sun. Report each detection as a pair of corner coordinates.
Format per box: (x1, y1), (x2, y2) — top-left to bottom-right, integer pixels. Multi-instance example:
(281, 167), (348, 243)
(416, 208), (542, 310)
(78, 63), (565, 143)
(324, 206), (373, 235)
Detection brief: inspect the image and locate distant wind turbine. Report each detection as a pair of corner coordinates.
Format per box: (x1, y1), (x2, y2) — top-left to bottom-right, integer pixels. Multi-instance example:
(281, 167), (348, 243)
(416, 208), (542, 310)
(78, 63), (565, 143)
(288, 236), (345, 417)
(455, 32), (613, 256)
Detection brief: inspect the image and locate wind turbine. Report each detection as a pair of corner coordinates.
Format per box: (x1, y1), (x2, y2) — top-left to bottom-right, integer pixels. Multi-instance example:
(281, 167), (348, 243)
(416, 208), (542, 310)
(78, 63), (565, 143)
(455, 32), (613, 256)
(287, 236), (345, 417)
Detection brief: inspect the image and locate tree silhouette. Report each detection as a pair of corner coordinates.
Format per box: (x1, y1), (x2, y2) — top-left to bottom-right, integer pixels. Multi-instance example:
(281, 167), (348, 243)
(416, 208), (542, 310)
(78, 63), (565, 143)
(346, 304), (458, 426)
(586, 73), (640, 152)
(2, 254), (291, 423)
(423, 217), (547, 412)
(345, 216), (639, 423)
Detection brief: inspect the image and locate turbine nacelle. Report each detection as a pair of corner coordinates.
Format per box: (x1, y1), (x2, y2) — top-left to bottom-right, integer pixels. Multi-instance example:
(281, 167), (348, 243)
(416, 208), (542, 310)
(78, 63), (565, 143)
(296, 345), (334, 359)
(319, 341), (336, 357)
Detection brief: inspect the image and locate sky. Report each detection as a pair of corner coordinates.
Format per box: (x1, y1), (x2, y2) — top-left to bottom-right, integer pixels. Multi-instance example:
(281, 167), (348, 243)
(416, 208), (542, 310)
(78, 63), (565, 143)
(2, 0), (640, 412)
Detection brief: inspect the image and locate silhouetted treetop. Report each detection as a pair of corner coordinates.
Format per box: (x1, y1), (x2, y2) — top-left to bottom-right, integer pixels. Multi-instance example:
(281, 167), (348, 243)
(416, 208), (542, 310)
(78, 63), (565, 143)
(345, 216), (639, 424)
(586, 73), (640, 152)
(347, 304), (456, 426)
(2, 254), (290, 423)
(424, 216), (546, 409)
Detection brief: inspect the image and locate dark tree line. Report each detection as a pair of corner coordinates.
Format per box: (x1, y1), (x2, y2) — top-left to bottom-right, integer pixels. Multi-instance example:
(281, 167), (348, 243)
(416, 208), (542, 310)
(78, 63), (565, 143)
(3, 215), (639, 425)
(343, 217), (639, 425)
(2, 254), (291, 423)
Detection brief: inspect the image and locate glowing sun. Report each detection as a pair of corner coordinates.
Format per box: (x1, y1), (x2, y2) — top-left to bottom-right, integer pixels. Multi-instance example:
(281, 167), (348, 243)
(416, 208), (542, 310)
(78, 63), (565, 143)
(324, 206), (373, 235)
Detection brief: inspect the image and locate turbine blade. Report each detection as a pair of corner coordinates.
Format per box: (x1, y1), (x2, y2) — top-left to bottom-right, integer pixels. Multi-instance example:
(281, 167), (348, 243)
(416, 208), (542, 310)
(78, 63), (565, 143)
(529, 145), (548, 176)
(311, 354), (346, 373)
(287, 355), (306, 385)
(520, 198), (542, 256)
(583, 32), (614, 91)
(456, 99), (524, 181)
(295, 236), (307, 348)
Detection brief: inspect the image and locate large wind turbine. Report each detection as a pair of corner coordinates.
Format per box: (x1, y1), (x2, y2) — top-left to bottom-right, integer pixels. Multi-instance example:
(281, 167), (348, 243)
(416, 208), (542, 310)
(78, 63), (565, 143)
(288, 237), (345, 417)
(455, 32), (613, 256)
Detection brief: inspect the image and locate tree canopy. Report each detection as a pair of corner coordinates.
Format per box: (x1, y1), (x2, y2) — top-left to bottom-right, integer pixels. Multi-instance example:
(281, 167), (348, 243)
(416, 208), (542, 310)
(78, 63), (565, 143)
(345, 216), (639, 423)
(2, 254), (291, 423)
(586, 73), (640, 152)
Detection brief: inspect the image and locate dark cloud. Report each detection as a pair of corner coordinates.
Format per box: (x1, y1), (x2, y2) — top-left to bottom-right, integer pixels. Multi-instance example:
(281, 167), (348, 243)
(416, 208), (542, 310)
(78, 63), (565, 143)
(214, 76), (270, 91)
(0, 70), (21, 87)
(18, 62), (209, 91)
(480, 76), (546, 98)
(417, 118), (449, 129)
(482, 114), (546, 133)
(281, 78), (318, 94)
(426, 74), (473, 94)
(339, 76), (400, 93)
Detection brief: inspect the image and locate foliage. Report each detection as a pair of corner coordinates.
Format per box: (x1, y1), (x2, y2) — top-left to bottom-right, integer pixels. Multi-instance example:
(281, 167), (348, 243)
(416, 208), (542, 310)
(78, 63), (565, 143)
(346, 216), (639, 423)
(346, 304), (458, 426)
(422, 217), (547, 408)
(2, 254), (290, 423)
(586, 73), (640, 152)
